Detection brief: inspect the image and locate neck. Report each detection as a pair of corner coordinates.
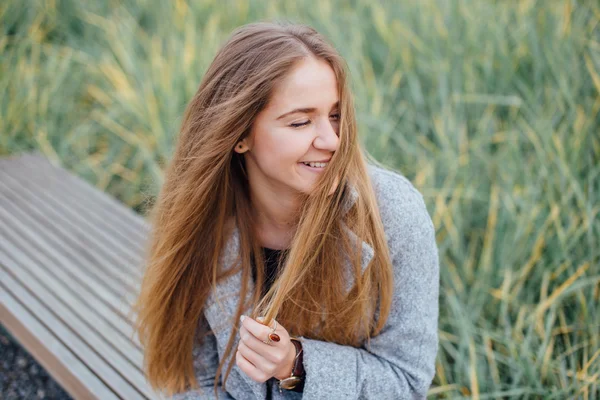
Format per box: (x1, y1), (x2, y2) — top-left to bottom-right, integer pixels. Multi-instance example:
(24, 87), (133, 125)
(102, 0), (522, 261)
(252, 193), (298, 229)
(249, 185), (300, 250)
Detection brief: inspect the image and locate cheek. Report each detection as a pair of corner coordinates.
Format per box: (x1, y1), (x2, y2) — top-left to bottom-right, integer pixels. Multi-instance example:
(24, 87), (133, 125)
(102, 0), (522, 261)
(252, 133), (279, 167)
(261, 132), (311, 166)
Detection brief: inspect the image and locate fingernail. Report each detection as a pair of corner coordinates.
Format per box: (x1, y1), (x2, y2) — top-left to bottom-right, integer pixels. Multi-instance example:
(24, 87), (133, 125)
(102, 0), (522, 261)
(240, 315), (246, 322)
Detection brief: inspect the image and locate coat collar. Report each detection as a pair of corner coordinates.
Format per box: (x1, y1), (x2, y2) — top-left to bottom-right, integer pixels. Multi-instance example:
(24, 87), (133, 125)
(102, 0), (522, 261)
(203, 183), (374, 399)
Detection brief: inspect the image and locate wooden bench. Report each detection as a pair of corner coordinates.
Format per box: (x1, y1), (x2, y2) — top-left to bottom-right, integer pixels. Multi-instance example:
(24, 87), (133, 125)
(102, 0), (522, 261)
(0, 152), (163, 400)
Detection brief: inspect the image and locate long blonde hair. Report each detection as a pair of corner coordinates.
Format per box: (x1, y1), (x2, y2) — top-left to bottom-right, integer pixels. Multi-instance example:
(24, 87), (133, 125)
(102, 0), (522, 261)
(132, 20), (393, 397)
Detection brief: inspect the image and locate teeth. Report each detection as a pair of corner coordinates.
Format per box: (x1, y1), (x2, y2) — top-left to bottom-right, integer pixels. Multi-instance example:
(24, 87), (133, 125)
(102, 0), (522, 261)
(302, 162), (328, 168)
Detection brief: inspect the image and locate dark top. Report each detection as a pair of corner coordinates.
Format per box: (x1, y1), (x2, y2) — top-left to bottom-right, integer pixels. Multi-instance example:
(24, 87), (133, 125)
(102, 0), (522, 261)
(252, 247), (286, 297)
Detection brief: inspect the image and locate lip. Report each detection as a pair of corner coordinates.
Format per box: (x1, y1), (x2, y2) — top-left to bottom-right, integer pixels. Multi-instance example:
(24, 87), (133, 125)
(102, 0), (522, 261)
(300, 159), (331, 163)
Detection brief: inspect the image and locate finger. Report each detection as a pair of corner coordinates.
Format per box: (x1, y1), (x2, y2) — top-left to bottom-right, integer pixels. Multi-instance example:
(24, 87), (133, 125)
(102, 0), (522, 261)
(256, 317), (286, 339)
(255, 317), (285, 346)
(255, 316), (274, 327)
(236, 350), (269, 383)
(239, 325), (274, 354)
(239, 325), (289, 366)
(238, 339), (276, 372)
(240, 316), (277, 343)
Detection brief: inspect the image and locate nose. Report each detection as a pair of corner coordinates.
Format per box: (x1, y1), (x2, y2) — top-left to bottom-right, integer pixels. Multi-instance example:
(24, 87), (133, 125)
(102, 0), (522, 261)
(313, 117), (339, 151)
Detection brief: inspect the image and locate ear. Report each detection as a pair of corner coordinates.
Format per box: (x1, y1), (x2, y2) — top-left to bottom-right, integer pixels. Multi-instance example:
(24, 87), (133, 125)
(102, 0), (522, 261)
(234, 139), (249, 154)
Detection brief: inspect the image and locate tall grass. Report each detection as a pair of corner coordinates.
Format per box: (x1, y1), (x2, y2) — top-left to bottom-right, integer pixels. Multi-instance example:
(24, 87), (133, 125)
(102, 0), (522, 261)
(1, 0), (599, 398)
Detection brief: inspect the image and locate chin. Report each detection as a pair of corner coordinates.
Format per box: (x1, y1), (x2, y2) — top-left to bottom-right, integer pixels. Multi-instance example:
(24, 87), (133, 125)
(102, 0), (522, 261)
(289, 181), (314, 196)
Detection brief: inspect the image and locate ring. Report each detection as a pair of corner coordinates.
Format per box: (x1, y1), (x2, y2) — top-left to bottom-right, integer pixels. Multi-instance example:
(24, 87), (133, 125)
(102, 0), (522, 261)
(262, 320), (280, 345)
(269, 332), (281, 342)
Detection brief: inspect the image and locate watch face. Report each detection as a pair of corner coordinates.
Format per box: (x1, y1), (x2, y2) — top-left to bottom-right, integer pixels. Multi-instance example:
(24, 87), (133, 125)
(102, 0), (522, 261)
(279, 376), (302, 390)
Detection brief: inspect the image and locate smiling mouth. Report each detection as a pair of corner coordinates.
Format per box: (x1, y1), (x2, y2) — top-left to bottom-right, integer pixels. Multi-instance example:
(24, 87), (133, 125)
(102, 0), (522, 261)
(298, 162), (328, 174)
(300, 161), (329, 168)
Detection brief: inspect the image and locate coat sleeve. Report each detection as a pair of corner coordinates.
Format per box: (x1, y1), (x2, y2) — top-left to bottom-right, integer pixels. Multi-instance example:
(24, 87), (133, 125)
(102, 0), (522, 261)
(299, 186), (440, 400)
(171, 316), (234, 400)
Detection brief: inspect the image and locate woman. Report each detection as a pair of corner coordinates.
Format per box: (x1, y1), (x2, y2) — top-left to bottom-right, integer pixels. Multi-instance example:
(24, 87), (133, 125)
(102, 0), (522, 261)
(133, 21), (439, 400)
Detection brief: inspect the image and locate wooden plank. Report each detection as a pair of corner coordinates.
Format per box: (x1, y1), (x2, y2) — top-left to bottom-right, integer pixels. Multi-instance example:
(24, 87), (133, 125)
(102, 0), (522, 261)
(0, 284), (120, 400)
(19, 153), (149, 252)
(0, 219), (144, 365)
(0, 153), (169, 399)
(0, 261), (146, 400)
(17, 151), (150, 237)
(0, 166), (145, 282)
(0, 248), (154, 398)
(9, 152), (149, 240)
(3, 155), (148, 273)
(0, 179), (139, 295)
(0, 199), (139, 338)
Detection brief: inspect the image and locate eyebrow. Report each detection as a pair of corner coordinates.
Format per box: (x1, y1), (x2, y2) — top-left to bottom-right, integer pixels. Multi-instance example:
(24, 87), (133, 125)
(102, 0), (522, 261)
(276, 101), (339, 120)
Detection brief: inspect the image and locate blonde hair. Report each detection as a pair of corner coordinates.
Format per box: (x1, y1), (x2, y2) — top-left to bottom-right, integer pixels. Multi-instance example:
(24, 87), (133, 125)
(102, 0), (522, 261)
(132, 20), (393, 397)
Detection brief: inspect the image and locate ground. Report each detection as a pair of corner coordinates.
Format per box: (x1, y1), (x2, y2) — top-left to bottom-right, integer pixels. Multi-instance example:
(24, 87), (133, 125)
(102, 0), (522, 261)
(0, 324), (71, 400)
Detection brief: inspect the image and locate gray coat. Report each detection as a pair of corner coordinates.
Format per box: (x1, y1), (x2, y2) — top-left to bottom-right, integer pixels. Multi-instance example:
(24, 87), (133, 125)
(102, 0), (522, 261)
(171, 164), (440, 400)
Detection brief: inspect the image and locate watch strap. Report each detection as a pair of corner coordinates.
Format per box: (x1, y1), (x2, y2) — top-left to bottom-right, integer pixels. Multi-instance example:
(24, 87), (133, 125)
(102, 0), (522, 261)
(278, 338), (305, 391)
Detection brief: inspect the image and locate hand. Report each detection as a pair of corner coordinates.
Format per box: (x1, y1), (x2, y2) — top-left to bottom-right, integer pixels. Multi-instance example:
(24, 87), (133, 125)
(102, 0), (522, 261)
(236, 315), (296, 383)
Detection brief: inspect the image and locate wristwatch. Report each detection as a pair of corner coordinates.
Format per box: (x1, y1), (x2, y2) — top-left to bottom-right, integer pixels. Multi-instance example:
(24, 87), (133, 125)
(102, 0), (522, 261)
(278, 338), (305, 390)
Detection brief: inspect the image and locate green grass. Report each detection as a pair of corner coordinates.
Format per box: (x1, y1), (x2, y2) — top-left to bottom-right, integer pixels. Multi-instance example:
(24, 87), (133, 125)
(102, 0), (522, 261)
(1, 0), (599, 398)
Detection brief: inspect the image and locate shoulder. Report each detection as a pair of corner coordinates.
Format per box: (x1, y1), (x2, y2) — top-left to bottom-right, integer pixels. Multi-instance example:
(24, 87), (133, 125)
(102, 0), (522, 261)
(366, 163), (436, 257)
(366, 163), (433, 226)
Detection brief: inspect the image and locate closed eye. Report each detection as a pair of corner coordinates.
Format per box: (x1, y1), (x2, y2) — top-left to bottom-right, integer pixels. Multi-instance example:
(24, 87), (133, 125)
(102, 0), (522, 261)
(290, 120), (310, 128)
(290, 113), (341, 129)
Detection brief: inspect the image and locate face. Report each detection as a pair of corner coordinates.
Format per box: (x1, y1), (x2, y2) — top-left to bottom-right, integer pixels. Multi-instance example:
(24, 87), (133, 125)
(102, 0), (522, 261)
(236, 57), (340, 197)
